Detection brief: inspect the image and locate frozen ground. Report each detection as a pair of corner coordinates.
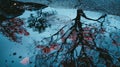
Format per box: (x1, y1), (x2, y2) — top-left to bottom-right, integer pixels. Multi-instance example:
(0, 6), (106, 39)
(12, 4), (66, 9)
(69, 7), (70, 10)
(0, 7), (120, 67)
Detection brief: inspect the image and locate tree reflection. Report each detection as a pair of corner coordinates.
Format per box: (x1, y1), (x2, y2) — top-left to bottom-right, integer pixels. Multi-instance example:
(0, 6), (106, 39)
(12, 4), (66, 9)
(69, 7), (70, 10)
(34, 9), (120, 67)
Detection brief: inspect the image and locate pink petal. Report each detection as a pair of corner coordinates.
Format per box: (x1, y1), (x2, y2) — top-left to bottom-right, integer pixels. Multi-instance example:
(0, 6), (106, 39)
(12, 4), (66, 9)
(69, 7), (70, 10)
(20, 57), (29, 65)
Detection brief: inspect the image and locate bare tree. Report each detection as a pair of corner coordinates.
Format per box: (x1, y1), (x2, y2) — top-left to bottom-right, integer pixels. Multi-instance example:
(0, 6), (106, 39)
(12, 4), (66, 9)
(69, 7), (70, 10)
(34, 9), (120, 67)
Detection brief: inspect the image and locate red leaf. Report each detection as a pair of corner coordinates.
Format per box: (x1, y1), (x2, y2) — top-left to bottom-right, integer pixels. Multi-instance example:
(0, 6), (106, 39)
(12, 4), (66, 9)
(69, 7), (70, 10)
(42, 47), (50, 53)
(24, 32), (30, 36)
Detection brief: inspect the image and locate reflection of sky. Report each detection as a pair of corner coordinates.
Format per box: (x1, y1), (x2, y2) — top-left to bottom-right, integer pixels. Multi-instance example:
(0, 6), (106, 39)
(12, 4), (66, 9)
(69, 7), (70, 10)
(0, 7), (120, 67)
